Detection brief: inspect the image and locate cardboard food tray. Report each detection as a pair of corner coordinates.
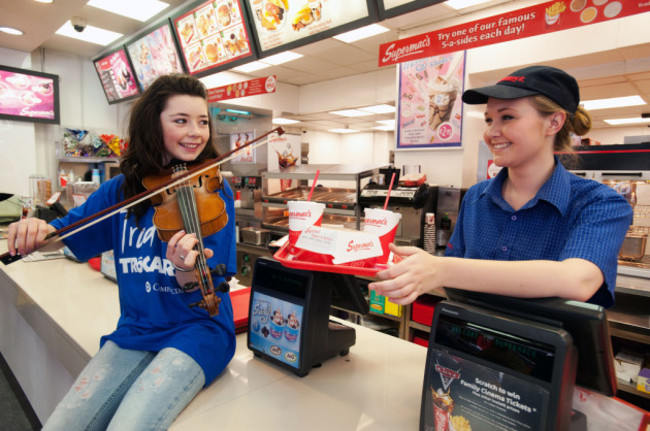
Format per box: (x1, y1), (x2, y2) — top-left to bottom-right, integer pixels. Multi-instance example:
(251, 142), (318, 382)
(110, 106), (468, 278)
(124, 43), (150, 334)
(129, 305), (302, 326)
(272, 242), (391, 277)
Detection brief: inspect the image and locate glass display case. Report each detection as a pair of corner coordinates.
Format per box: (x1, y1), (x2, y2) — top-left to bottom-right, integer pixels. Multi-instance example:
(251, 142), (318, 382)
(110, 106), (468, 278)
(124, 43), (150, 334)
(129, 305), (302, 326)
(261, 164), (388, 235)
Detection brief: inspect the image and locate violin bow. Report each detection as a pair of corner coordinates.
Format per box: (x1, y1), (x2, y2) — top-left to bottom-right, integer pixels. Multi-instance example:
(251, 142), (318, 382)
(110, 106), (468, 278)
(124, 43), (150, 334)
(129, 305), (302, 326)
(0, 127), (284, 265)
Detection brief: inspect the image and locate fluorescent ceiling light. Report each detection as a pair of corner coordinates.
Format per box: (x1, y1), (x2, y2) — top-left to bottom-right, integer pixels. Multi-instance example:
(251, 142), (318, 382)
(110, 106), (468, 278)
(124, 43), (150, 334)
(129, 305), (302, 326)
(373, 126), (394, 131)
(0, 26), (24, 35)
(262, 51), (303, 66)
(34, 0), (54, 3)
(329, 128), (359, 133)
(445, 0), (493, 10)
(232, 61), (270, 73)
(581, 96), (646, 110)
(603, 117), (650, 126)
(226, 109), (250, 115)
(359, 104), (395, 114)
(273, 118), (300, 125)
(56, 21), (123, 45)
(376, 120), (395, 127)
(333, 24), (389, 43)
(88, 0), (169, 22)
(330, 109), (373, 117)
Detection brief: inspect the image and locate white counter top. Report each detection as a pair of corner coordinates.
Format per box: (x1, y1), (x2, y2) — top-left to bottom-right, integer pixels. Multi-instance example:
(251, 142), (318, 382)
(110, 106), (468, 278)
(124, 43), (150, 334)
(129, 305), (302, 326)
(0, 245), (427, 430)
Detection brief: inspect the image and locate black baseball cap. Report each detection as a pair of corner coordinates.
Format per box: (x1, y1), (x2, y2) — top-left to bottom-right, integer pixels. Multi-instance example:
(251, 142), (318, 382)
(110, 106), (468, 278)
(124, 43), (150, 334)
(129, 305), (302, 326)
(462, 65), (580, 114)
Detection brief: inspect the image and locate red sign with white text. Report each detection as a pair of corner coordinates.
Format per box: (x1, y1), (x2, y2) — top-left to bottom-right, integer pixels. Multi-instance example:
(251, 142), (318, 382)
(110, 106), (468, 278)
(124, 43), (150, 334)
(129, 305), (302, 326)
(208, 75), (277, 102)
(379, 0), (650, 67)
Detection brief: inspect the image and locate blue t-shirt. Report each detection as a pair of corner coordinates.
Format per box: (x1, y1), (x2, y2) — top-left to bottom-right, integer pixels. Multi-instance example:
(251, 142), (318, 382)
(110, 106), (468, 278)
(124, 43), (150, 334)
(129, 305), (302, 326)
(50, 174), (237, 385)
(444, 159), (633, 308)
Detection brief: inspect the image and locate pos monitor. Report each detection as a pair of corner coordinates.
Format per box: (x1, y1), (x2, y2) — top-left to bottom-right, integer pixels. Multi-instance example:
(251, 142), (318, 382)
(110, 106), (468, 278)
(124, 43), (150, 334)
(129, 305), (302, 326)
(248, 257), (368, 377)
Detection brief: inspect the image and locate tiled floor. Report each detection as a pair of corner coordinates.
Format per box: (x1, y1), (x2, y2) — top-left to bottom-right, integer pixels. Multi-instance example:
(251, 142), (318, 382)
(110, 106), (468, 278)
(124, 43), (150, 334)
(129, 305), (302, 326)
(0, 354), (41, 431)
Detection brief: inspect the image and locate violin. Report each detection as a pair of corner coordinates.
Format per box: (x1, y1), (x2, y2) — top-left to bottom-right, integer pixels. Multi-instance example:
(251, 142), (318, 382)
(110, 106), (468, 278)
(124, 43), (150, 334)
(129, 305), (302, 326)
(143, 162), (229, 317)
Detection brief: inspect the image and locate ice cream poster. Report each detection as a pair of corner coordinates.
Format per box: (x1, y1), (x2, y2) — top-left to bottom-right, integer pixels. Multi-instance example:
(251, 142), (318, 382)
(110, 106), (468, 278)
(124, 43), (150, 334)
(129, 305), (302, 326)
(249, 290), (304, 369)
(397, 51), (465, 149)
(0, 68), (57, 122)
(230, 130), (256, 164)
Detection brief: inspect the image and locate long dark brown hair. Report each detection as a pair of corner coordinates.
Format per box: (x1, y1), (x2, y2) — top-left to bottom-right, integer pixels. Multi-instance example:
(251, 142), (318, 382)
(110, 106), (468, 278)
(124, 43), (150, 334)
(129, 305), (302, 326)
(120, 74), (219, 222)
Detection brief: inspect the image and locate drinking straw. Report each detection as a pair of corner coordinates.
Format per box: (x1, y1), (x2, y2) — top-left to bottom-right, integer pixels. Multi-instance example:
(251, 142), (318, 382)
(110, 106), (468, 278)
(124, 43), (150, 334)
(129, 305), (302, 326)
(383, 172), (396, 210)
(307, 169), (320, 201)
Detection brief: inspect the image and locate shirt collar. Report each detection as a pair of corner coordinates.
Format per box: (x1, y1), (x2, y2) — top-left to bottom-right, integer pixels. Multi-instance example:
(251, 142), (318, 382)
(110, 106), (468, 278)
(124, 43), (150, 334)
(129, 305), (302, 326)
(481, 157), (571, 215)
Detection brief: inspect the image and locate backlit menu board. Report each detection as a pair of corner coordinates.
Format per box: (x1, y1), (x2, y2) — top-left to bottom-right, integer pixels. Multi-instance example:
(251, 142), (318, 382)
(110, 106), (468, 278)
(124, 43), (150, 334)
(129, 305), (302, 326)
(93, 48), (140, 104)
(172, 0), (256, 76)
(245, 0), (378, 57)
(377, 0), (444, 19)
(126, 21), (186, 91)
(0, 65), (60, 124)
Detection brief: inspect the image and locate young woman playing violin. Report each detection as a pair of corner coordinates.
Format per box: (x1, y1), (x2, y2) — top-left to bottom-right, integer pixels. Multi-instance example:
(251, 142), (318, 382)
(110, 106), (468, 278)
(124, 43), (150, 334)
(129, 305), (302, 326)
(7, 74), (237, 430)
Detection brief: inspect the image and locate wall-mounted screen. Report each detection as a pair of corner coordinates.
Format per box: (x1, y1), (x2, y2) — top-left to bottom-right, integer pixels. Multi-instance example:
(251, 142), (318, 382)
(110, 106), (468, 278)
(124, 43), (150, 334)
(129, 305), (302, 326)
(376, 0), (444, 19)
(172, 0), (257, 77)
(125, 21), (186, 92)
(93, 48), (141, 104)
(244, 0), (378, 58)
(0, 65), (60, 124)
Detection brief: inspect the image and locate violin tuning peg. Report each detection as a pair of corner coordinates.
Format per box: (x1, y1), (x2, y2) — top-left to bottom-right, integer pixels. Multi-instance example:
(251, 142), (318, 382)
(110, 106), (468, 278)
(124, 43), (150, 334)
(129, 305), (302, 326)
(217, 281), (230, 294)
(182, 281), (199, 291)
(211, 263), (227, 277)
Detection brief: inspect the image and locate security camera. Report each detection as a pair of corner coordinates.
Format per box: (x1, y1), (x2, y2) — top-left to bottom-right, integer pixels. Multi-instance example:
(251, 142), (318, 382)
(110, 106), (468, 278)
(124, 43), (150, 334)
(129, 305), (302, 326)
(71, 16), (88, 33)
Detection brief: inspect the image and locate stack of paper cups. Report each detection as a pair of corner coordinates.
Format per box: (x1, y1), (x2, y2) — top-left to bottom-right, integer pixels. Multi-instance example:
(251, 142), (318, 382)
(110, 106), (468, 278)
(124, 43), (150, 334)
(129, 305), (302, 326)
(287, 200), (325, 254)
(424, 212), (436, 254)
(363, 208), (402, 264)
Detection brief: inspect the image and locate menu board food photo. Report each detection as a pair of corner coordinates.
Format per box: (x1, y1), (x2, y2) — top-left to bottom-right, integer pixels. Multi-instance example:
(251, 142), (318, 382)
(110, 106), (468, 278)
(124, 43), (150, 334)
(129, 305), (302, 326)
(172, 0), (256, 76)
(126, 22), (186, 92)
(245, 0), (378, 56)
(93, 48), (140, 104)
(0, 65), (60, 124)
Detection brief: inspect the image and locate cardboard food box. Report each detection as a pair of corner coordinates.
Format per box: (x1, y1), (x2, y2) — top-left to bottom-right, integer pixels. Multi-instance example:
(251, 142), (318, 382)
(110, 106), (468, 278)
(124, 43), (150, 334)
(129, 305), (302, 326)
(369, 290), (385, 314)
(614, 350), (644, 384)
(294, 225), (383, 266)
(384, 298), (402, 317)
(637, 368), (650, 394)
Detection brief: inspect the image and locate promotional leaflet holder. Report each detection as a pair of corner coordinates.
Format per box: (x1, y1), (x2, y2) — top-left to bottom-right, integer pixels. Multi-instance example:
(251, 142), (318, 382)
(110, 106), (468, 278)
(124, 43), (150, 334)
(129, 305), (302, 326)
(420, 289), (616, 431)
(247, 257), (369, 377)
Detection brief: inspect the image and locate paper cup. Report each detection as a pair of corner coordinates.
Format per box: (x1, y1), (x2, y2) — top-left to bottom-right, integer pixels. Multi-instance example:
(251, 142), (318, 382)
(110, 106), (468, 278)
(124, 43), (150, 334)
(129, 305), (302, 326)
(288, 200), (325, 253)
(363, 208), (402, 264)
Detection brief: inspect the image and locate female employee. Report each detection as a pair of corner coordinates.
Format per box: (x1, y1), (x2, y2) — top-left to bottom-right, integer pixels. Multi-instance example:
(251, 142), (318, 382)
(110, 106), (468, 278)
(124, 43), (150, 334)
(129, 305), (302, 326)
(370, 65), (633, 309)
(7, 74), (237, 430)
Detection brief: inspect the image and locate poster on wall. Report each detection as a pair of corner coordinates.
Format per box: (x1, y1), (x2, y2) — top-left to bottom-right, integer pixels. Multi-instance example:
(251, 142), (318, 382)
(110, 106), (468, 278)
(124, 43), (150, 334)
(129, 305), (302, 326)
(230, 130), (257, 163)
(93, 48), (140, 104)
(172, 0), (256, 77)
(245, 0), (378, 57)
(397, 51), (465, 150)
(126, 22), (186, 92)
(0, 65), (60, 124)
(267, 132), (301, 191)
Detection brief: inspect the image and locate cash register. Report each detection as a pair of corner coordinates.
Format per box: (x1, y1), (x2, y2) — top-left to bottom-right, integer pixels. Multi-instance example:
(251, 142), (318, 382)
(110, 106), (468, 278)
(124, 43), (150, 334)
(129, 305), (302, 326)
(420, 288), (616, 431)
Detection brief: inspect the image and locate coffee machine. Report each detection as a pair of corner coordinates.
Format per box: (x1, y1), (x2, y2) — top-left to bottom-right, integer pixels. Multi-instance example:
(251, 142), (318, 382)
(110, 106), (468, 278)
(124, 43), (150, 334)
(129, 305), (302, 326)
(435, 186), (466, 249)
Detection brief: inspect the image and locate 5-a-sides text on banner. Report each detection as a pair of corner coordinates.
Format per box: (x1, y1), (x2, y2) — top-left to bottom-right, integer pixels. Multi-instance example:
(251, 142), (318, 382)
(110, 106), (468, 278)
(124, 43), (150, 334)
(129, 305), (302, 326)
(208, 75), (277, 103)
(378, 0), (650, 67)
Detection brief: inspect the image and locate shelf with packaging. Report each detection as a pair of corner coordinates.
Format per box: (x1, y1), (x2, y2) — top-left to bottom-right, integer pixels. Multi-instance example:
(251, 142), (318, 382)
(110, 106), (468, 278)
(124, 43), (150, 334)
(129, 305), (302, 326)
(58, 157), (119, 164)
(261, 164), (388, 233)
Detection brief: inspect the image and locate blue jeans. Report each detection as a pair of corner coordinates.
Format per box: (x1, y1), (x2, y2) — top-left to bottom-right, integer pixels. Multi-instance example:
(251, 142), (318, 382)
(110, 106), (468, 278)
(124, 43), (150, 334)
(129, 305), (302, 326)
(42, 340), (205, 431)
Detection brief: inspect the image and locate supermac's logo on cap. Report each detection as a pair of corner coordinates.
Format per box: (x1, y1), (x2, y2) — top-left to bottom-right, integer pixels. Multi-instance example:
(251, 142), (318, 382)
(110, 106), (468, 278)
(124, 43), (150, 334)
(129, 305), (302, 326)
(500, 76), (525, 83)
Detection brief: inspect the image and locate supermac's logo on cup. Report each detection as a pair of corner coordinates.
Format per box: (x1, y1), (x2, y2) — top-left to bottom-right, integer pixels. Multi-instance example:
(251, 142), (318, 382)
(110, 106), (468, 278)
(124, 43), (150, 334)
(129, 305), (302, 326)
(289, 209), (312, 220)
(365, 216), (388, 226)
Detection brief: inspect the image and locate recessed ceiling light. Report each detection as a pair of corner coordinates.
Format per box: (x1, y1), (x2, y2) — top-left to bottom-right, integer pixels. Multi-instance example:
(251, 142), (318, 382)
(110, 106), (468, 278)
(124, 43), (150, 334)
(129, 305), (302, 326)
(376, 120), (395, 127)
(33, 0), (54, 3)
(330, 109), (373, 117)
(55, 21), (123, 45)
(262, 51), (303, 66)
(333, 24), (389, 43)
(232, 61), (270, 73)
(581, 96), (646, 110)
(359, 104), (395, 114)
(88, 0), (169, 22)
(273, 118), (300, 125)
(329, 128), (359, 133)
(0, 26), (24, 36)
(603, 117), (650, 126)
(445, 0), (493, 10)
(373, 126), (394, 131)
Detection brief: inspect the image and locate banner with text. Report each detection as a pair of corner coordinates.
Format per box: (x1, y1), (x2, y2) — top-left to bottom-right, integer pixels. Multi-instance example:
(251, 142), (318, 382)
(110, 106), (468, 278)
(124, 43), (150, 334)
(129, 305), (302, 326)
(208, 75), (277, 102)
(379, 0), (650, 67)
